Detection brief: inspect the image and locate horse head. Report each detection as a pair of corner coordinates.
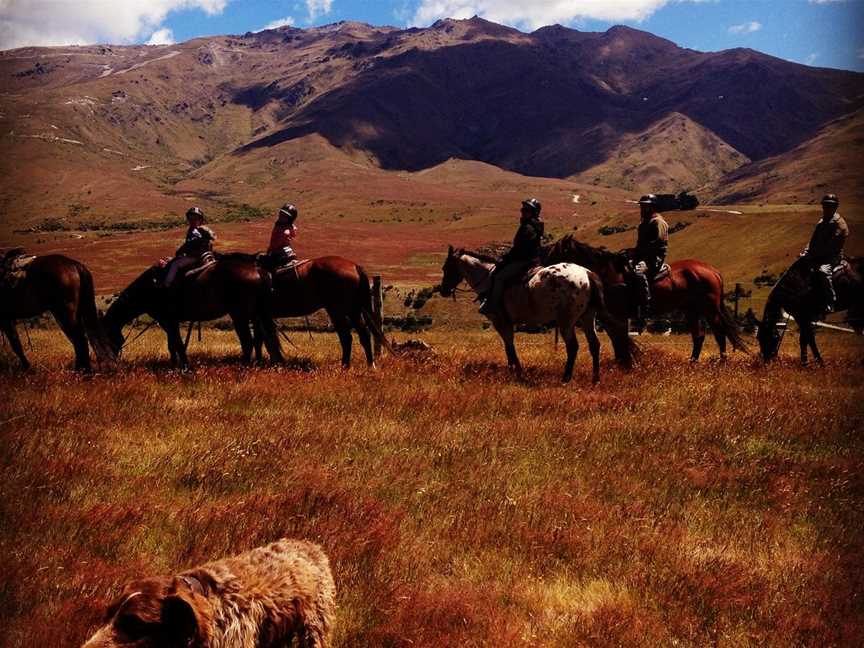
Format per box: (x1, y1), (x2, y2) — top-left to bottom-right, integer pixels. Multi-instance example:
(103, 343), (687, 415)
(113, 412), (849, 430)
(101, 267), (160, 354)
(754, 315), (781, 361)
(439, 245), (463, 297)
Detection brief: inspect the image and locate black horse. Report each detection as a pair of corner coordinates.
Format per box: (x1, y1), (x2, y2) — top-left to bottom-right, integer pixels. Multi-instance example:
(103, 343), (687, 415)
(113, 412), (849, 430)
(755, 257), (864, 364)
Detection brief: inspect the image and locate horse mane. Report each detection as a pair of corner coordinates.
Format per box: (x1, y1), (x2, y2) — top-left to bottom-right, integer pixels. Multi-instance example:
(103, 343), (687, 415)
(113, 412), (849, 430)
(456, 248), (500, 264)
(545, 235), (623, 268)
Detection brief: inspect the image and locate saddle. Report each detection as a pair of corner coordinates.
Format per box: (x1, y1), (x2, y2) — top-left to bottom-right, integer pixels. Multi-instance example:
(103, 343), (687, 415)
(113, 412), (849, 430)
(832, 259), (851, 279)
(651, 263), (671, 283)
(0, 248), (36, 289)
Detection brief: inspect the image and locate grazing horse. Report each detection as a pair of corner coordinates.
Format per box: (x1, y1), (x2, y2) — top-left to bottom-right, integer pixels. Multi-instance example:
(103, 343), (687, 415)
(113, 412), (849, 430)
(546, 235), (748, 361)
(439, 246), (635, 383)
(0, 254), (116, 371)
(755, 257), (864, 364)
(259, 256), (392, 368)
(102, 255), (281, 368)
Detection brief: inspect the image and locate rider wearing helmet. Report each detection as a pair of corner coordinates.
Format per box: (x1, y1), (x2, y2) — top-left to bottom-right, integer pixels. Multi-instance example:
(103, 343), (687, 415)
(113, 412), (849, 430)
(164, 207), (216, 287)
(479, 198), (544, 317)
(266, 203), (299, 268)
(800, 193), (848, 314)
(630, 194), (669, 324)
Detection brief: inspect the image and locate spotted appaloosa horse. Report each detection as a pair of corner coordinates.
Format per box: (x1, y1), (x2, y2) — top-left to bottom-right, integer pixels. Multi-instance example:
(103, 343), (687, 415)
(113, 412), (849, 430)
(0, 254), (116, 371)
(439, 246), (635, 383)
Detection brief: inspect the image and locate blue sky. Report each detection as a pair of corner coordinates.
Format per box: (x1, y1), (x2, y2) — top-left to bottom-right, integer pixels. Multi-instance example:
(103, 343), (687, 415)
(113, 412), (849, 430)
(2, 1), (863, 72)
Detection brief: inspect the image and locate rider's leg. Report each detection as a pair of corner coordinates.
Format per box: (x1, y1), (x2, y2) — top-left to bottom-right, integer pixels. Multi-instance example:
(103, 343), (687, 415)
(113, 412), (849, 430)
(632, 261), (650, 328)
(817, 264), (836, 314)
(481, 263), (526, 316)
(164, 256), (196, 287)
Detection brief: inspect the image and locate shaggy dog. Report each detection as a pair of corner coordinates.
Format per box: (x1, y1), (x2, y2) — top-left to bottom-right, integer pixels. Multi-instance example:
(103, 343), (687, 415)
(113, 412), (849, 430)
(81, 539), (335, 648)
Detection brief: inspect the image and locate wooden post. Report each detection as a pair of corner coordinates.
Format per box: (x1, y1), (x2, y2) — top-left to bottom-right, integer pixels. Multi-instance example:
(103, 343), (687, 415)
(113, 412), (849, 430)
(733, 283), (742, 320)
(372, 275), (383, 358)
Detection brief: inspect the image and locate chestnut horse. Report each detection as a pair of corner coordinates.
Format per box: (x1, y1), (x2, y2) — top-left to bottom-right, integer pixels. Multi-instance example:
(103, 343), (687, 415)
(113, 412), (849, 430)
(0, 254), (116, 371)
(546, 236), (747, 361)
(102, 255), (281, 368)
(258, 256), (393, 368)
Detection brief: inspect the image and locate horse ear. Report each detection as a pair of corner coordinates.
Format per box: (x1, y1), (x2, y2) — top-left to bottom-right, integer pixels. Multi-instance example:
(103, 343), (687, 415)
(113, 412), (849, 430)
(448, 245), (454, 255)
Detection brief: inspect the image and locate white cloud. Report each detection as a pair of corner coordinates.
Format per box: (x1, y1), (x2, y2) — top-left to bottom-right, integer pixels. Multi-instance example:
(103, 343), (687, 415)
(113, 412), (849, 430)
(805, 52), (819, 65)
(306, 0), (334, 20)
(0, 0), (229, 51)
(809, 1), (846, 4)
(858, 47), (864, 60)
(728, 21), (762, 34)
(147, 27), (175, 45)
(261, 16), (295, 31)
(411, 0), (707, 29)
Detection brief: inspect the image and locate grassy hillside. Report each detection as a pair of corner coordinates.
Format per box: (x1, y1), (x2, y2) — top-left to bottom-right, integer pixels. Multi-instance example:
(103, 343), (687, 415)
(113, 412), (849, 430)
(1, 329), (862, 646)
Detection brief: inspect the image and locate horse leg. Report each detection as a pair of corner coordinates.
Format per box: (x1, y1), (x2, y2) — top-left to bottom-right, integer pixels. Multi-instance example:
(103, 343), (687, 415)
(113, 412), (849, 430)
(559, 323), (578, 384)
(801, 323), (823, 366)
(231, 315), (254, 365)
(687, 310), (705, 362)
(1, 320), (30, 370)
(251, 319), (265, 363)
(329, 311), (353, 369)
(165, 322), (188, 369)
(53, 307), (92, 372)
(349, 312), (375, 368)
(494, 319), (522, 378)
(582, 312), (601, 385)
(704, 304), (728, 360)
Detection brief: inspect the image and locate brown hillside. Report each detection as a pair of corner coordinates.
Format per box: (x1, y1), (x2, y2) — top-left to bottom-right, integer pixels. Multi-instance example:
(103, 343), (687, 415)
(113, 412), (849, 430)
(573, 112), (750, 193)
(707, 109), (864, 205)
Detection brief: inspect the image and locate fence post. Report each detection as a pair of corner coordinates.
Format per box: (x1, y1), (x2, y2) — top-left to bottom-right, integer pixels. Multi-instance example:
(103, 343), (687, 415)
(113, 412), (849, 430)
(733, 283), (742, 320)
(372, 275), (383, 358)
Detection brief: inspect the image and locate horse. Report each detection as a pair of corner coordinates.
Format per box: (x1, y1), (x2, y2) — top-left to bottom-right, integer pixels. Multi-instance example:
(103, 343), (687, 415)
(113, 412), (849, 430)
(545, 235), (748, 361)
(439, 246), (635, 383)
(102, 255), (281, 369)
(754, 257), (864, 364)
(258, 256), (393, 369)
(0, 253), (117, 371)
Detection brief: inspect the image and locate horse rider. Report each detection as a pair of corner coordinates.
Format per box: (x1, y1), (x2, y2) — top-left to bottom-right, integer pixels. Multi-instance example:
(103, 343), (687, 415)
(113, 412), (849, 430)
(163, 206), (216, 288)
(265, 203), (299, 269)
(630, 194), (669, 325)
(479, 198), (544, 317)
(800, 193), (848, 314)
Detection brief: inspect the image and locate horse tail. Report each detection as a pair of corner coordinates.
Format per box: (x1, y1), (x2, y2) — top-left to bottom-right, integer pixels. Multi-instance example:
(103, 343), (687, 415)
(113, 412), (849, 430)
(355, 265), (396, 356)
(588, 270), (639, 368)
(75, 262), (118, 367)
(718, 302), (750, 354)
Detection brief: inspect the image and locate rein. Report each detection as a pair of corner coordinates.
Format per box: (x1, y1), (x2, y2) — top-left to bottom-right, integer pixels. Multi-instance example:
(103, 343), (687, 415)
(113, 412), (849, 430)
(120, 320), (156, 354)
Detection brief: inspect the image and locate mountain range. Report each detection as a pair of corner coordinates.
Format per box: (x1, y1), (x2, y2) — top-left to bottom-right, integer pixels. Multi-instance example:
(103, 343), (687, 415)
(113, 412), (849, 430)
(1, 16), (862, 236)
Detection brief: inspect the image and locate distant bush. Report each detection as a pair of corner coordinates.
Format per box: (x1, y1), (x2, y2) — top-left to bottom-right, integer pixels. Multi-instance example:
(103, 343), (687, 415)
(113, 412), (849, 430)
(754, 271), (778, 286)
(598, 224), (634, 236)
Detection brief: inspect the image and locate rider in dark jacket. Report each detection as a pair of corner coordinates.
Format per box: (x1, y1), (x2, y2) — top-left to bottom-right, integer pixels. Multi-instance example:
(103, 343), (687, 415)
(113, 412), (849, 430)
(630, 194), (669, 322)
(164, 207), (216, 287)
(479, 198), (544, 317)
(801, 193), (848, 313)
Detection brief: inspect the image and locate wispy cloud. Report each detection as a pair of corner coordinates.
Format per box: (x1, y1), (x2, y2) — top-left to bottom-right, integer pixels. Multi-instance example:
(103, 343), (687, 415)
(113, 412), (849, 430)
(728, 21), (762, 35)
(146, 27), (175, 45)
(261, 16), (295, 31)
(805, 52), (819, 65)
(858, 47), (864, 60)
(306, 0), (334, 21)
(0, 0), (229, 50)
(412, 0), (708, 30)
(809, 0), (847, 5)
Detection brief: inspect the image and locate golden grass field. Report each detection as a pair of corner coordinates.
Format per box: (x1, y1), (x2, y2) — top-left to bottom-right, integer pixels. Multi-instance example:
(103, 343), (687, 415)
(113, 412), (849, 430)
(1, 326), (863, 647)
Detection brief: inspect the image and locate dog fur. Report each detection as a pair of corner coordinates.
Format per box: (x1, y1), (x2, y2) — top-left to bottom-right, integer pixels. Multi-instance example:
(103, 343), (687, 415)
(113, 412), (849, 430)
(81, 539), (335, 648)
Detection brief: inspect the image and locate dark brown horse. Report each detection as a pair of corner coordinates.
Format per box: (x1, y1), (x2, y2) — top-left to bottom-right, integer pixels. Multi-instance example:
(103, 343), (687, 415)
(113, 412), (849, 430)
(102, 255), (281, 368)
(755, 257), (864, 364)
(258, 256), (393, 368)
(546, 236), (748, 361)
(0, 254), (117, 371)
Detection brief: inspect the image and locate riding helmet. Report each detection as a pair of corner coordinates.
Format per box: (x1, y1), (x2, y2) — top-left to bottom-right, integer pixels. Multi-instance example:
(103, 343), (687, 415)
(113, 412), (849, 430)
(638, 194), (658, 205)
(521, 198), (542, 216)
(821, 193), (839, 206)
(278, 203), (298, 223)
(185, 206), (205, 221)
